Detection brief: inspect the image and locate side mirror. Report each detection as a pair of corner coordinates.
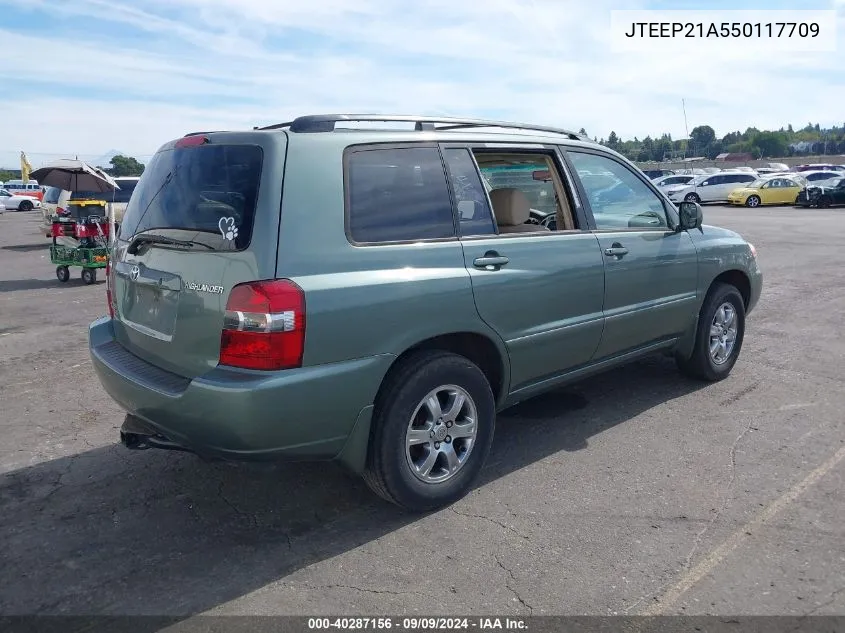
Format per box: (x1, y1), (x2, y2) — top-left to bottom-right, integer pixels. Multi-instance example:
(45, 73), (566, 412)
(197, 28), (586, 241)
(677, 201), (703, 232)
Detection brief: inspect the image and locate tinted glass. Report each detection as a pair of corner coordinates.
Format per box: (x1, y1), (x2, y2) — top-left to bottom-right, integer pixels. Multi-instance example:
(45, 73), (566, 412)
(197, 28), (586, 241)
(118, 144), (263, 251)
(442, 148), (495, 237)
(347, 147), (456, 243)
(569, 151), (667, 230)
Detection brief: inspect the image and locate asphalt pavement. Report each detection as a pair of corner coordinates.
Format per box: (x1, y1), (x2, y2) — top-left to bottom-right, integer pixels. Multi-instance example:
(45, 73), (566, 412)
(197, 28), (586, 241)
(0, 206), (843, 617)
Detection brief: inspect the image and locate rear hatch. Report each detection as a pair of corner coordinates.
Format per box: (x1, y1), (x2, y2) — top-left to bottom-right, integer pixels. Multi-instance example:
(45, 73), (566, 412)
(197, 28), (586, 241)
(109, 132), (287, 378)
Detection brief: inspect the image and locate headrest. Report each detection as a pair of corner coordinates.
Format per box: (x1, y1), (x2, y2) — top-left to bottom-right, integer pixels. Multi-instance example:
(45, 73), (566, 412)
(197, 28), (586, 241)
(489, 188), (530, 226)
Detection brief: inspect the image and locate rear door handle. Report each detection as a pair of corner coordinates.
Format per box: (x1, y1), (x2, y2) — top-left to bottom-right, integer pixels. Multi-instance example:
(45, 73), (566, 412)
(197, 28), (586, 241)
(473, 253), (510, 269)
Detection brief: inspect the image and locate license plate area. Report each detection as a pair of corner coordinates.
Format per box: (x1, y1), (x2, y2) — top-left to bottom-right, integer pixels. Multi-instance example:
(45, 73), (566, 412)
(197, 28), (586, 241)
(116, 262), (181, 340)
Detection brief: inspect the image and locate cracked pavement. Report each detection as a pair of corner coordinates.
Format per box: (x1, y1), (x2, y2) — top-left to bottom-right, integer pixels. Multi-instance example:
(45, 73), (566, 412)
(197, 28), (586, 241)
(0, 207), (843, 616)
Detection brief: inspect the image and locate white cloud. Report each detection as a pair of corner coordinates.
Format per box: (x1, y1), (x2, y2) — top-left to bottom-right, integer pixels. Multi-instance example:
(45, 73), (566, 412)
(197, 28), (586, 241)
(1, 0), (843, 167)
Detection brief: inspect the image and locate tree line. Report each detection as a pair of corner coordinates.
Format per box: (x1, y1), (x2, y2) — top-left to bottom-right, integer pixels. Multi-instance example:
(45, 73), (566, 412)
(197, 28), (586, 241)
(1, 154), (144, 184)
(580, 123), (845, 162)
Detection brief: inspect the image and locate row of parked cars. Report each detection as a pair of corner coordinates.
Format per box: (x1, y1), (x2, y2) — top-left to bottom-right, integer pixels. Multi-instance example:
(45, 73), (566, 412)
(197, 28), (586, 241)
(644, 164), (845, 208)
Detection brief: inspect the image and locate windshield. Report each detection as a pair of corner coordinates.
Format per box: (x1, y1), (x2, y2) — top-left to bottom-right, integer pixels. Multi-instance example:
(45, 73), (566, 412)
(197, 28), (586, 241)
(748, 179), (766, 188)
(118, 143), (263, 251)
(43, 187), (62, 204)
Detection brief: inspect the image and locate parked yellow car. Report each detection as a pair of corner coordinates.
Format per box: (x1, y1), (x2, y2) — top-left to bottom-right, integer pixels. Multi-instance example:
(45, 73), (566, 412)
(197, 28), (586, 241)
(727, 176), (803, 207)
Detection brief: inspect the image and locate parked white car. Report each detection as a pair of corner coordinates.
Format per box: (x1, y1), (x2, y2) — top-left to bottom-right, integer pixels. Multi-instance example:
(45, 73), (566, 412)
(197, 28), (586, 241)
(798, 170), (844, 184)
(664, 171), (758, 204)
(652, 174), (698, 188)
(0, 188), (42, 211)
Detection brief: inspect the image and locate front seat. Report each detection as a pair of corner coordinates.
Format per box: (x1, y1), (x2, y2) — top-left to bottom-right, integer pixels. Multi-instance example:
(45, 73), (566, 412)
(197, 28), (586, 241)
(489, 188), (549, 233)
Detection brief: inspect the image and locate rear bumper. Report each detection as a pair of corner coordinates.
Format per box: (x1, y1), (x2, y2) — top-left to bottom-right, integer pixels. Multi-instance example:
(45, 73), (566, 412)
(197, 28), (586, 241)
(89, 316), (393, 461)
(747, 264), (763, 315)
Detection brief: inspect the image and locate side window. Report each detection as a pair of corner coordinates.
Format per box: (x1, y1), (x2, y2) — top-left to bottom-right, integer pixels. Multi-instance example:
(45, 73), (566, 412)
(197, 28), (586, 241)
(473, 151), (577, 232)
(441, 148), (496, 237)
(568, 151), (668, 230)
(347, 147), (456, 244)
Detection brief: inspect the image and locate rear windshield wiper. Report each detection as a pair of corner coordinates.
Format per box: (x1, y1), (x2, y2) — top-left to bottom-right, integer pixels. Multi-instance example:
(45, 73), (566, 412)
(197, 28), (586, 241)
(126, 233), (213, 254)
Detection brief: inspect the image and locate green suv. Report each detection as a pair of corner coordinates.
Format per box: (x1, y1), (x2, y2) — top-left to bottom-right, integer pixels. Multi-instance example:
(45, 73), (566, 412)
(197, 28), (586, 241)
(88, 114), (763, 512)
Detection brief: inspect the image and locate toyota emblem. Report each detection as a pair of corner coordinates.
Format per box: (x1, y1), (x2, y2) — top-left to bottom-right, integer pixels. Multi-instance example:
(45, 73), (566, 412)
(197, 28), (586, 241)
(129, 265), (140, 281)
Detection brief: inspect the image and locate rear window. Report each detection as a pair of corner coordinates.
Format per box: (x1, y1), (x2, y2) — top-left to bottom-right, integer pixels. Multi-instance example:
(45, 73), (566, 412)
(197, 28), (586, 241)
(346, 147), (456, 243)
(118, 144), (263, 250)
(44, 187), (63, 204)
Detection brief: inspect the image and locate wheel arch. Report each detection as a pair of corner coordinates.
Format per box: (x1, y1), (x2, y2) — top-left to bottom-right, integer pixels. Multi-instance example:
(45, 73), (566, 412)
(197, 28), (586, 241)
(675, 268), (751, 362)
(711, 269), (751, 309)
(335, 331), (511, 475)
(378, 332), (509, 407)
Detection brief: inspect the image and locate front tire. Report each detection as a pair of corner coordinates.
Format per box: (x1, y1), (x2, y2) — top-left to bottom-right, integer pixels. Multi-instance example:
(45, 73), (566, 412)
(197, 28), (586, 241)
(363, 350), (496, 512)
(56, 266), (70, 282)
(676, 282), (746, 382)
(817, 196), (831, 209)
(684, 193), (700, 203)
(745, 195), (761, 208)
(81, 268), (97, 285)
(19, 200), (33, 212)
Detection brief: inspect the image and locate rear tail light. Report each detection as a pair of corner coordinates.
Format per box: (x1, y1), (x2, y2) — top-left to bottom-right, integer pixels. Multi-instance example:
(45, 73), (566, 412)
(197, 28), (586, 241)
(57, 207), (66, 215)
(175, 134), (209, 148)
(219, 279), (306, 371)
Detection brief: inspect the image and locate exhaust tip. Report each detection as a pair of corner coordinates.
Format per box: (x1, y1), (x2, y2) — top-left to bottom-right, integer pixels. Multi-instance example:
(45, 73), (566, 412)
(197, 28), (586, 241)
(120, 431), (150, 450)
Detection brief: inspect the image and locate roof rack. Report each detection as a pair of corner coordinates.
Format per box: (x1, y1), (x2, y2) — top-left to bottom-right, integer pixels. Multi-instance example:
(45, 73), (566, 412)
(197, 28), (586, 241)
(256, 114), (591, 141)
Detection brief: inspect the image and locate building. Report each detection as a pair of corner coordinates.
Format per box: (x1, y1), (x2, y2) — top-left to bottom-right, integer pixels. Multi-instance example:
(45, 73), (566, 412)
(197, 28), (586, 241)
(715, 152), (754, 162)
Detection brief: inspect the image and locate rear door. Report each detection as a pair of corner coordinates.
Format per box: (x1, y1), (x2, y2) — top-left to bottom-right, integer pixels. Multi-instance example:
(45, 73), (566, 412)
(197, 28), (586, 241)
(442, 143), (606, 392)
(110, 132), (287, 378)
(564, 148), (699, 360)
(697, 174), (727, 202)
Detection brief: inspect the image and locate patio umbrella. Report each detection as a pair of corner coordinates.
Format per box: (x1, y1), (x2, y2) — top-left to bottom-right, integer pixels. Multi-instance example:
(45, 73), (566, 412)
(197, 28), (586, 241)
(29, 159), (120, 193)
(30, 159), (121, 245)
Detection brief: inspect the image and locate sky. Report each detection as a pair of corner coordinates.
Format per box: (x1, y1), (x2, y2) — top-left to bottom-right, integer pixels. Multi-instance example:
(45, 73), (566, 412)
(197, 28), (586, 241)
(0, 0), (843, 168)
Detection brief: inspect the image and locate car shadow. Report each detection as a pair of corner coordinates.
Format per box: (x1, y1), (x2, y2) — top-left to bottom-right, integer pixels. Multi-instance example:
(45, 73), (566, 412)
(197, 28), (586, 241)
(0, 355), (708, 618)
(1, 243), (49, 253)
(0, 278), (100, 292)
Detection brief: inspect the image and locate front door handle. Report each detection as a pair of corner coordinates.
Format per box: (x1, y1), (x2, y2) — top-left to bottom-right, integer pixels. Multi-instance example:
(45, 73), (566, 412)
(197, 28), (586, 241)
(604, 243), (628, 258)
(473, 252), (510, 269)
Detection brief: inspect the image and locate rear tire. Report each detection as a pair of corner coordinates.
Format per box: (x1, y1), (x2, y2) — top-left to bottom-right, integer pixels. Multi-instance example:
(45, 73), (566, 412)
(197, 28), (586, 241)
(362, 350), (496, 512)
(19, 200), (33, 212)
(56, 266), (69, 283)
(81, 268), (97, 285)
(676, 282), (746, 382)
